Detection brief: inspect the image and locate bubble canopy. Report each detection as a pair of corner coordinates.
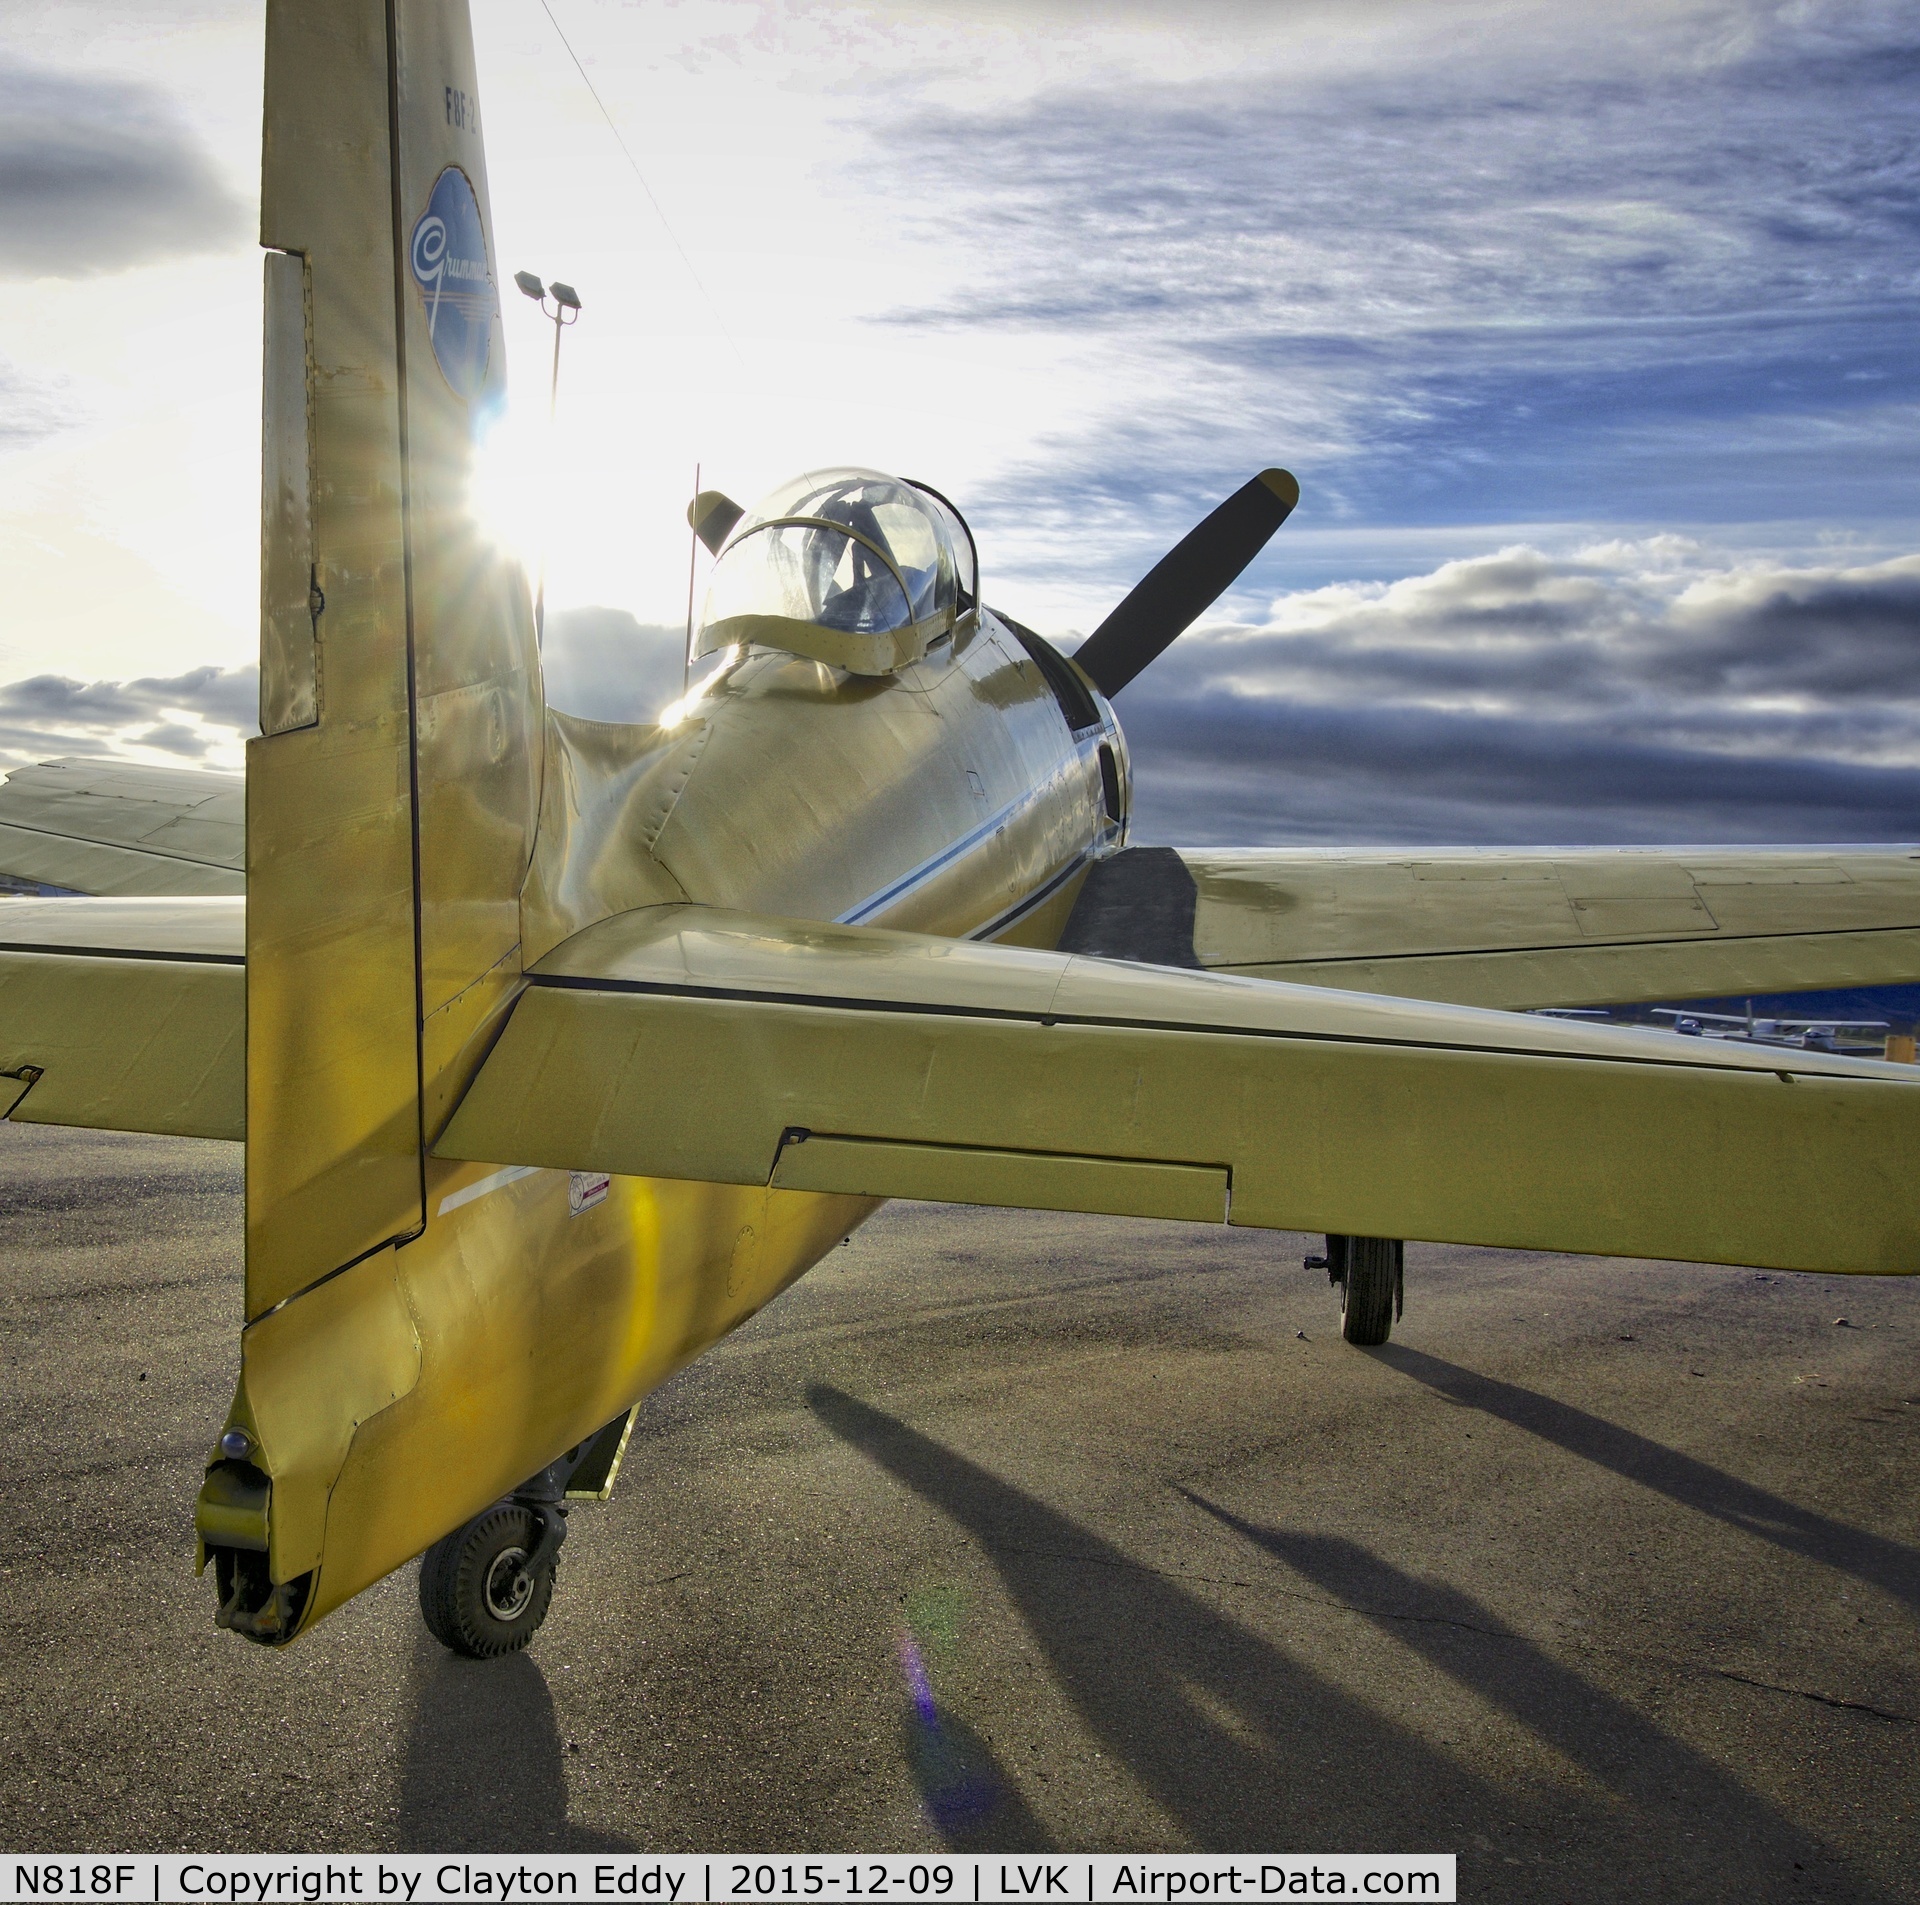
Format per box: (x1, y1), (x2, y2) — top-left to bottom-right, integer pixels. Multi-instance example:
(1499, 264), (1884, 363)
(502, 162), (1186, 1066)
(693, 469), (974, 677)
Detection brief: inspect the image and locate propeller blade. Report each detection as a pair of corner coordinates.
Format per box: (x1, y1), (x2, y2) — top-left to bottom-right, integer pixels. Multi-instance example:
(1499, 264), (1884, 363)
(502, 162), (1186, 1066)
(689, 489), (745, 554)
(1071, 468), (1298, 698)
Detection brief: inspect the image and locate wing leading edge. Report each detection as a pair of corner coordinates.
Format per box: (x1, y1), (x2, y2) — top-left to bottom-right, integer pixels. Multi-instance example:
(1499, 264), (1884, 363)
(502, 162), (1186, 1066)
(439, 903), (1920, 1277)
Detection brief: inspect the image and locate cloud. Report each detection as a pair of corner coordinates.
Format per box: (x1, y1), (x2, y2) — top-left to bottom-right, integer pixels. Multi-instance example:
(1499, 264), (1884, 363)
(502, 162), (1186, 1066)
(0, 358), (77, 450)
(0, 665), (256, 770)
(1125, 693), (1920, 848)
(862, 0), (1920, 580)
(464, 565), (1920, 851)
(0, 618), (690, 780)
(0, 63), (248, 278)
(540, 607), (689, 726)
(0, 545), (1912, 855)
(1113, 540), (1920, 846)
(0, 621), (688, 779)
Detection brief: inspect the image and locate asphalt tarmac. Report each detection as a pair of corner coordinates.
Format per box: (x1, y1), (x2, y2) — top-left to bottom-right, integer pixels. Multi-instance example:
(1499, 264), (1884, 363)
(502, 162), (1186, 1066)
(1, 1121), (1915, 1899)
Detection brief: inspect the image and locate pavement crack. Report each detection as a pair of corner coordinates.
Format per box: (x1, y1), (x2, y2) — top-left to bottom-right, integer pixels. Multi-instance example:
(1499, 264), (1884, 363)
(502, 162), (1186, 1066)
(1319, 1602), (1518, 1640)
(1714, 1670), (1917, 1725)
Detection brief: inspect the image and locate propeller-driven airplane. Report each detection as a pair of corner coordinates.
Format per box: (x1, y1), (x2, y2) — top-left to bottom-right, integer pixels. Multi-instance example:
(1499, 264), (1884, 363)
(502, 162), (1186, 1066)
(1, 0), (1917, 1662)
(1652, 1005), (1893, 1053)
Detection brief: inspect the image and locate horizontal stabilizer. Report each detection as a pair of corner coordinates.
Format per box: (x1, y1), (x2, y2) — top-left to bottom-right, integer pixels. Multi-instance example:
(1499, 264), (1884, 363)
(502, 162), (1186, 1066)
(437, 903), (1920, 1276)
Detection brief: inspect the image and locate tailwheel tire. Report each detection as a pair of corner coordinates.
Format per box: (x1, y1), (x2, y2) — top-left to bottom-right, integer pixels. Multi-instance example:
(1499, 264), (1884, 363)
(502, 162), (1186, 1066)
(418, 1502), (557, 1658)
(1338, 1235), (1403, 1346)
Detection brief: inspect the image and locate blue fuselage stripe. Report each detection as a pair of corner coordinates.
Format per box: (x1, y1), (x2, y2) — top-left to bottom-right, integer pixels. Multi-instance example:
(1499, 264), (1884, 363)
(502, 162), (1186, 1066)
(834, 785), (1043, 927)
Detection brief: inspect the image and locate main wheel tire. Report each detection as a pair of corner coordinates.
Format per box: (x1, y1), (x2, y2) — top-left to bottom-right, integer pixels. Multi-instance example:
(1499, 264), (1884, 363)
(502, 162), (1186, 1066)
(418, 1502), (557, 1658)
(1340, 1236), (1400, 1346)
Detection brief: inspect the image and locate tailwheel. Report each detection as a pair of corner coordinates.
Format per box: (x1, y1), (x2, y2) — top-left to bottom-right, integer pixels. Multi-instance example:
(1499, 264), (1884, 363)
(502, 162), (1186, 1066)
(419, 1500), (563, 1658)
(1313, 1234), (1403, 1346)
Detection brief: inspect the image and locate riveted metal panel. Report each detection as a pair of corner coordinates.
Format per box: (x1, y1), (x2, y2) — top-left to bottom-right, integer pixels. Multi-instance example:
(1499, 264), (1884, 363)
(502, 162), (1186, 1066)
(248, 0), (422, 1316)
(260, 248), (318, 736)
(387, 0), (542, 1142)
(438, 906), (1920, 1278)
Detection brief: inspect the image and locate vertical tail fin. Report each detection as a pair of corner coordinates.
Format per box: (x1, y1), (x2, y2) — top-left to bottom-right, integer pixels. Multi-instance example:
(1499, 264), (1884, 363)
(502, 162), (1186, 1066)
(249, 0), (542, 1319)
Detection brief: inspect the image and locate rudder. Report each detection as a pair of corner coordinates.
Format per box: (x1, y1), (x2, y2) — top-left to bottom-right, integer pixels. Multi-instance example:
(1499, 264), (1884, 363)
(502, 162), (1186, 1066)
(248, 0), (542, 1320)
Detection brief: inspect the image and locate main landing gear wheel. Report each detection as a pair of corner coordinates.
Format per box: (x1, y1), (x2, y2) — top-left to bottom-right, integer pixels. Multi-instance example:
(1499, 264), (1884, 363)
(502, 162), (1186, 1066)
(419, 1501), (560, 1658)
(1308, 1234), (1403, 1346)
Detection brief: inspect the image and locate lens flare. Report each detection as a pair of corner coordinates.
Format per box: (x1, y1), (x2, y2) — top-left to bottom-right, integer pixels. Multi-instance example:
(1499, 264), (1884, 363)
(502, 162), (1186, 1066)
(657, 646), (740, 728)
(900, 1633), (939, 1728)
(898, 1629), (999, 1830)
(465, 402), (549, 578)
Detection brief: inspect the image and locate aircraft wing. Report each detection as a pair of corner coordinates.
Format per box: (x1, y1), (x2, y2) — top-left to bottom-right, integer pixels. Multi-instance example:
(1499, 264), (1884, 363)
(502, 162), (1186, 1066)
(1063, 845), (1920, 1011)
(438, 903), (1920, 1276)
(0, 758), (246, 897)
(0, 898), (244, 1139)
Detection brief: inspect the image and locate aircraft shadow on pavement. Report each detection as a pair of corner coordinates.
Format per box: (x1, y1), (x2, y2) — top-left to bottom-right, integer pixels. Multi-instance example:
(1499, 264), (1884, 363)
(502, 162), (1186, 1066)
(396, 1632), (633, 1851)
(808, 1383), (1887, 1894)
(808, 1384), (1623, 1859)
(1376, 1345), (1920, 1611)
(1177, 1492), (1882, 1893)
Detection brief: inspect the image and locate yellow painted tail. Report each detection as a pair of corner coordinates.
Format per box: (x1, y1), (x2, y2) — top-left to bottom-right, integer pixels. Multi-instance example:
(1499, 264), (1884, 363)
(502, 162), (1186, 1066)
(249, 0), (543, 1320)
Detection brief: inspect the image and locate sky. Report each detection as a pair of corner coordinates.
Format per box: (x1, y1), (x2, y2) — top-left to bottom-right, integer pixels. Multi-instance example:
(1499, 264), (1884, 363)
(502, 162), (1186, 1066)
(0, 0), (1915, 844)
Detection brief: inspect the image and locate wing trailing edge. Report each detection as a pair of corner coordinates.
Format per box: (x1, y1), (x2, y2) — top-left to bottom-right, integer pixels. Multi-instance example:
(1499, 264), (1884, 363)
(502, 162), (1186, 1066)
(0, 898), (245, 1140)
(437, 902), (1920, 1276)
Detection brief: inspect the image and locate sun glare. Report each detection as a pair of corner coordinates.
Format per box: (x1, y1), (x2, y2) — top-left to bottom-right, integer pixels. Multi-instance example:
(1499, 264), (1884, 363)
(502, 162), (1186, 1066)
(656, 646), (740, 730)
(465, 402), (550, 578)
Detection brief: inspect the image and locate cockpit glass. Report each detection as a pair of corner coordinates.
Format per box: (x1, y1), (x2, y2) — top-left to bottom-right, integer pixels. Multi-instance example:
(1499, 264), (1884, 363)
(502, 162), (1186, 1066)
(914, 490), (976, 606)
(702, 521), (911, 634)
(696, 469), (958, 656)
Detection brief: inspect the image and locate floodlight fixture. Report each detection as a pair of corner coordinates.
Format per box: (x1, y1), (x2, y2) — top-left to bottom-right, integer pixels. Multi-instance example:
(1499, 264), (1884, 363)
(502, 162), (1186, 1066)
(514, 270), (585, 646)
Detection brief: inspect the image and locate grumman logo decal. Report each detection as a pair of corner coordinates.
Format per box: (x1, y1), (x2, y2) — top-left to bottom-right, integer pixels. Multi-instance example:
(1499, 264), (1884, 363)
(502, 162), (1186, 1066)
(409, 166), (495, 400)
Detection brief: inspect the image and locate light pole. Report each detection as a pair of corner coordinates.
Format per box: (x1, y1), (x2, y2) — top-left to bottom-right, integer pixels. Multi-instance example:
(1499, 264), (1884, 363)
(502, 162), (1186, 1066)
(513, 271), (582, 644)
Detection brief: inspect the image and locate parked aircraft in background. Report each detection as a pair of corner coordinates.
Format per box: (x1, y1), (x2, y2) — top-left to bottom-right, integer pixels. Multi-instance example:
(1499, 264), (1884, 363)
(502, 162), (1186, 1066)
(1653, 1005), (1893, 1054)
